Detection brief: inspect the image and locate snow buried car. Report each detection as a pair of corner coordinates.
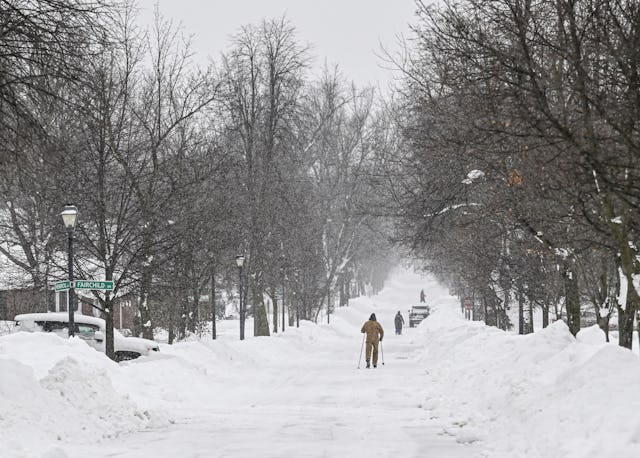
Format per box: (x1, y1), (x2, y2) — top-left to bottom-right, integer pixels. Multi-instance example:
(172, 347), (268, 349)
(409, 305), (430, 327)
(13, 312), (159, 362)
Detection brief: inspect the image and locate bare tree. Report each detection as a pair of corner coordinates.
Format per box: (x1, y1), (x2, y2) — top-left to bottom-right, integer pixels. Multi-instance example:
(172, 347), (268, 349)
(219, 17), (309, 336)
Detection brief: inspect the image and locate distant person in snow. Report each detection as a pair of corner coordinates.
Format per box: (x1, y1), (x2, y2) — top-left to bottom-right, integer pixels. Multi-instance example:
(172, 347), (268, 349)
(394, 311), (404, 335)
(420, 289), (426, 303)
(361, 313), (384, 368)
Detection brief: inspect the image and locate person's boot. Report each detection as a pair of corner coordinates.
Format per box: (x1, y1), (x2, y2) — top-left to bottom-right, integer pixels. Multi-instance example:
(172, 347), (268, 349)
(373, 363), (377, 368)
(366, 361), (370, 368)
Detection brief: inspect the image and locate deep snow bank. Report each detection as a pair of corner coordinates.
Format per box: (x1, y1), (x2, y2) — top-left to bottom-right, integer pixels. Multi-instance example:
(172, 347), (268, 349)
(416, 306), (640, 457)
(0, 332), (169, 457)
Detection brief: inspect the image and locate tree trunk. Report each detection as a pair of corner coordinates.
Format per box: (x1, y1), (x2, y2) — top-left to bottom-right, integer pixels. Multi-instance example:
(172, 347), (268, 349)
(618, 271), (640, 349)
(165, 290), (180, 345)
(502, 288), (511, 331)
(564, 262), (581, 336)
(104, 294), (115, 360)
(518, 290), (524, 335)
(178, 290), (190, 340)
(288, 289), (295, 326)
(598, 315), (610, 343)
(189, 290), (199, 334)
(168, 298), (175, 344)
(272, 292), (278, 333)
(542, 303), (549, 328)
(483, 294), (488, 325)
(602, 196), (638, 348)
(528, 302), (534, 334)
(327, 283), (331, 324)
(211, 269), (216, 340)
(614, 227), (640, 349)
(252, 285), (270, 337)
(139, 269), (154, 339)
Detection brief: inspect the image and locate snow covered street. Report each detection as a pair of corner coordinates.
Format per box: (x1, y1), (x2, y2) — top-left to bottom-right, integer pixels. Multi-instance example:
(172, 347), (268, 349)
(70, 333), (471, 458)
(64, 269), (477, 458)
(3, 268), (640, 457)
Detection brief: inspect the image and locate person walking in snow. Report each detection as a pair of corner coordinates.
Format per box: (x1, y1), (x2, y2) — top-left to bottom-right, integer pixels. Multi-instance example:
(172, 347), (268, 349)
(420, 289), (426, 303)
(361, 313), (384, 368)
(394, 311), (404, 335)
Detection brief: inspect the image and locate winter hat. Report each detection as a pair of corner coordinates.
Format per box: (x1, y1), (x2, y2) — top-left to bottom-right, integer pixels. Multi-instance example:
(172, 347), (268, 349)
(369, 313), (377, 321)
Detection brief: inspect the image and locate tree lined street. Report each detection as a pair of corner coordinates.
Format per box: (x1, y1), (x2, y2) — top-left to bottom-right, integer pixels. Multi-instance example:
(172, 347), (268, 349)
(2, 2), (640, 456)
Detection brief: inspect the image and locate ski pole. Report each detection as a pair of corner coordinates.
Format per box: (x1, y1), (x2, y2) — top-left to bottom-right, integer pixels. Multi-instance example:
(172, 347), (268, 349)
(357, 334), (365, 369)
(380, 340), (385, 365)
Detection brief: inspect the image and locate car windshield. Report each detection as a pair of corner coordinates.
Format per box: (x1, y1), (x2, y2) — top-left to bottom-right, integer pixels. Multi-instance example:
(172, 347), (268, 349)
(76, 323), (99, 339)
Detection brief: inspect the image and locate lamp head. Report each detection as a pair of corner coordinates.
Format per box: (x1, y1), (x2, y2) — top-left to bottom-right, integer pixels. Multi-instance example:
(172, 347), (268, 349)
(61, 205), (78, 230)
(235, 254), (245, 268)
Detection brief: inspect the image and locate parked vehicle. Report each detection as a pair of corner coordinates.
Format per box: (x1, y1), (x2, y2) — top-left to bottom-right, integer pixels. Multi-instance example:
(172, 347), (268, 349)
(13, 312), (159, 362)
(409, 305), (430, 327)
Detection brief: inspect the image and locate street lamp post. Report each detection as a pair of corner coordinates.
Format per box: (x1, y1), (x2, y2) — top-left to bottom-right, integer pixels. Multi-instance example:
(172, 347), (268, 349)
(236, 254), (245, 340)
(61, 205), (78, 337)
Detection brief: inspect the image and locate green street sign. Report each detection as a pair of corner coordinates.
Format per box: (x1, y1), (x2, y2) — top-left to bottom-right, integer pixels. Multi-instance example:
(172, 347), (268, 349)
(74, 280), (114, 291)
(55, 281), (70, 291)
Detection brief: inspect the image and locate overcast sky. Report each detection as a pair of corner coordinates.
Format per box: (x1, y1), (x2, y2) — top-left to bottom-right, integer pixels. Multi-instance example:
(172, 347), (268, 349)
(137, 0), (419, 88)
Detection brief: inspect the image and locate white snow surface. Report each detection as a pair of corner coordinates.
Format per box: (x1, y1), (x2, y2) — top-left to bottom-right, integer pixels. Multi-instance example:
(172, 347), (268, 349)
(2, 268), (640, 457)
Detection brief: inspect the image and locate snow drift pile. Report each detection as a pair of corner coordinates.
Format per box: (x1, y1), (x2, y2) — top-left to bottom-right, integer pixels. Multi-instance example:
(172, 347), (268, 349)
(415, 305), (640, 457)
(0, 332), (169, 457)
